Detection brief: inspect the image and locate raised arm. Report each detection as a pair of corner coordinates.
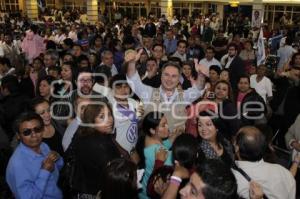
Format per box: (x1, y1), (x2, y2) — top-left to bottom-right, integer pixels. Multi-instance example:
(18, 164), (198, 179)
(125, 50), (153, 102)
(183, 59), (207, 103)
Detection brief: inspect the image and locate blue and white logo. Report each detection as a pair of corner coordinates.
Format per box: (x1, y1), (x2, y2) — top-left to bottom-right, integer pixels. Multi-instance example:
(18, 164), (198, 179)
(127, 122), (138, 144)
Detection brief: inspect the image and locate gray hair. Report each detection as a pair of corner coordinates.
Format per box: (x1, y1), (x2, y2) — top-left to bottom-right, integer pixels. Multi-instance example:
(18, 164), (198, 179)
(101, 50), (113, 59)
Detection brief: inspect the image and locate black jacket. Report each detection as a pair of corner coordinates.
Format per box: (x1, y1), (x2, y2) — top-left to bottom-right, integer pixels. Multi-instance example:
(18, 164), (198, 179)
(142, 74), (161, 88)
(239, 90), (267, 126)
(226, 56), (246, 91)
(0, 93), (29, 139)
(218, 99), (241, 139)
(270, 76), (296, 113)
(72, 133), (121, 195)
(144, 22), (156, 38)
(284, 85), (300, 128)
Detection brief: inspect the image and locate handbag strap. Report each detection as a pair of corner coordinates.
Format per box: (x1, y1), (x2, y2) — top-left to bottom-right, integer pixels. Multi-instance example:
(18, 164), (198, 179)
(232, 163), (252, 181)
(232, 163), (268, 199)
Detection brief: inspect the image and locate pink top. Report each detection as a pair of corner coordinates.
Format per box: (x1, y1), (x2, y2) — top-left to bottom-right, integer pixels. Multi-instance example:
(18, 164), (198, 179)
(21, 31), (45, 63)
(237, 92), (247, 109)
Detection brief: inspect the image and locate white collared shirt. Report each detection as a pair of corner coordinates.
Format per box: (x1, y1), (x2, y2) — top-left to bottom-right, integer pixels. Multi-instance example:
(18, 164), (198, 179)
(232, 159), (295, 199)
(172, 51), (187, 62)
(199, 57), (222, 69)
(126, 71), (204, 103)
(100, 63), (119, 76)
(159, 86), (178, 104)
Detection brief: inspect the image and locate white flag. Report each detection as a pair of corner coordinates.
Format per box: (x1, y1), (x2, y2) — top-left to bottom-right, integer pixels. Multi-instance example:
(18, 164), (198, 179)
(257, 27), (266, 66)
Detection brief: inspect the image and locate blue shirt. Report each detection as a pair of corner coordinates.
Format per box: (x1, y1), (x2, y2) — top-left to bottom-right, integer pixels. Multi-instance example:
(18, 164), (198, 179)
(139, 139), (173, 199)
(164, 38), (177, 55)
(6, 142), (63, 199)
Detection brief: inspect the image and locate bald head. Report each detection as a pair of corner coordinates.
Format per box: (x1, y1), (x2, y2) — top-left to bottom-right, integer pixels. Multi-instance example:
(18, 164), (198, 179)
(235, 126), (267, 162)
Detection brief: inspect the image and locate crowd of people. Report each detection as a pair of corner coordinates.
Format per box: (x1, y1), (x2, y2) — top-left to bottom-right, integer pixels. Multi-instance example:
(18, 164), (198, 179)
(0, 7), (300, 199)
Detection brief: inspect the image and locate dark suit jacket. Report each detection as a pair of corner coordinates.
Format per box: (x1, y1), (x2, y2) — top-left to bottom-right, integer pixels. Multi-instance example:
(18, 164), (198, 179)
(38, 67), (48, 81)
(144, 22), (156, 38)
(227, 56), (245, 91)
(284, 85), (300, 128)
(202, 27), (214, 43)
(218, 99), (241, 140)
(0, 93), (30, 139)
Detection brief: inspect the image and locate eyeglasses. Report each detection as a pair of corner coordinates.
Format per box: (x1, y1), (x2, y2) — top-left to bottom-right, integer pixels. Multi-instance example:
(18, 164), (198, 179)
(21, 126), (43, 136)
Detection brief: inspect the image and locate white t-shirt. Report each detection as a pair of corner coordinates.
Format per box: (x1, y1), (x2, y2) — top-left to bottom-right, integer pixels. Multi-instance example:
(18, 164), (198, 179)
(93, 83), (139, 153)
(250, 74), (273, 102)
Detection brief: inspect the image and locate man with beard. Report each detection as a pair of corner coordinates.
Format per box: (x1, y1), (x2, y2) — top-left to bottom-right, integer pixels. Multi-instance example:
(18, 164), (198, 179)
(222, 43), (245, 92)
(67, 69), (108, 118)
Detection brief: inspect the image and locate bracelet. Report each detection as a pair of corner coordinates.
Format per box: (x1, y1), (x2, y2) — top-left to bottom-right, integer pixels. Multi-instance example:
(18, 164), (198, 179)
(170, 176), (182, 183)
(170, 179), (181, 186)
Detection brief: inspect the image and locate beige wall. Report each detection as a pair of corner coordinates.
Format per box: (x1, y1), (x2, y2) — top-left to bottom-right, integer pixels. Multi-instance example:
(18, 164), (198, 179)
(87, 0), (98, 24)
(55, 0), (63, 9)
(25, 0), (38, 19)
(161, 0), (173, 22)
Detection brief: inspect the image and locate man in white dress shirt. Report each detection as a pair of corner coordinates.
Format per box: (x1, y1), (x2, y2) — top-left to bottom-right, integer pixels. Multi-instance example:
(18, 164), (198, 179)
(199, 46), (222, 69)
(126, 50), (206, 133)
(233, 126), (296, 199)
(99, 50), (119, 76)
(172, 40), (188, 62)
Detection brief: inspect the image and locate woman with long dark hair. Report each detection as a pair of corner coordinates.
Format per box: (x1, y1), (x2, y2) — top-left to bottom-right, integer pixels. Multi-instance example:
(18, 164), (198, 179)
(136, 111), (180, 199)
(98, 158), (138, 199)
(70, 102), (122, 198)
(197, 110), (234, 167)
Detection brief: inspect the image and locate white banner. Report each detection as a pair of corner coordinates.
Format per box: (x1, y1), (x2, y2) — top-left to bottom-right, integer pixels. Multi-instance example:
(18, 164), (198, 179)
(251, 9), (264, 29)
(257, 27), (266, 66)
